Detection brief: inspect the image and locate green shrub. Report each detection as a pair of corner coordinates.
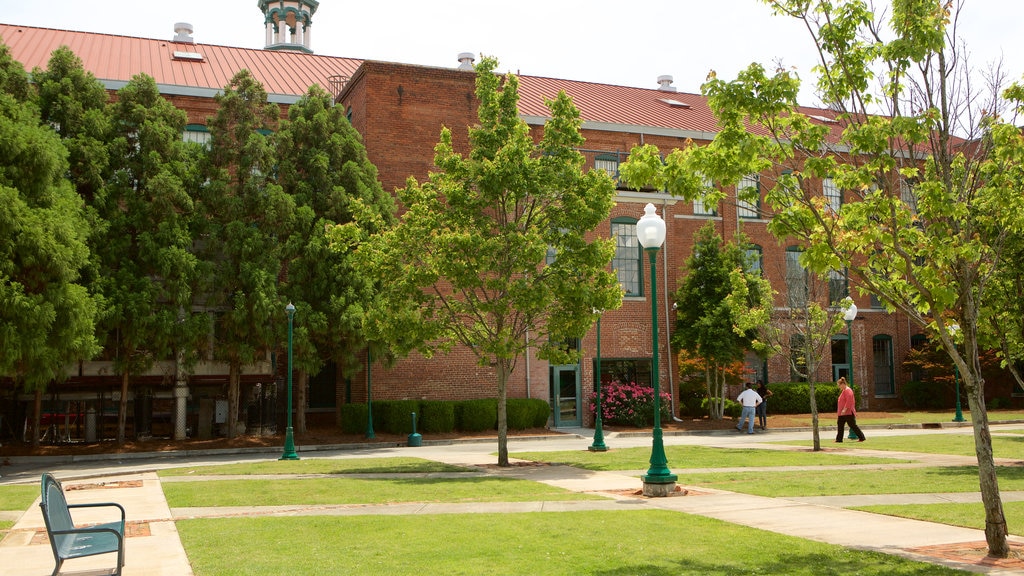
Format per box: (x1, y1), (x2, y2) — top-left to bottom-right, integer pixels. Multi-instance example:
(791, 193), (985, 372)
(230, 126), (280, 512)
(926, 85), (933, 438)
(419, 401), (456, 433)
(457, 399), (498, 432)
(529, 399), (551, 427)
(901, 380), (947, 409)
(508, 398), (548, 430)
(763, 382), (844, 414)
(377, 400), (421, 435)
(338, 403), (367, 435)
(702, 397), (741, 418)
(590, 380), (672, 427)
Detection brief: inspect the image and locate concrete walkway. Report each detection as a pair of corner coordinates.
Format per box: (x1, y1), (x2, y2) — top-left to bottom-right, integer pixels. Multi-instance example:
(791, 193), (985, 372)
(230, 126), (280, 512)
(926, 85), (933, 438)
(1, 425), (1023, 575)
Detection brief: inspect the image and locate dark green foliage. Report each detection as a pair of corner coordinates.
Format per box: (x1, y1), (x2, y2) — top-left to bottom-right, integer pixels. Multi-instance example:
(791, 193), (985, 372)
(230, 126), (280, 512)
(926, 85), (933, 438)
(338, 403), (367, 435)
(704, 397), (741, 418)
(901, 380), (948, 410)
(419, 401), (456, 434)
(766, 382), (845, 414)
(505, 398), (549, 430)
(457, 399), (498, 432)
(376, 400), (421, 435)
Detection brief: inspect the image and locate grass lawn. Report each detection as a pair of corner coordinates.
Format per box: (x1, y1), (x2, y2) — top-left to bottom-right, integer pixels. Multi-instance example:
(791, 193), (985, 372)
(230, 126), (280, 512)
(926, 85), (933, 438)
(176, 510), (964, 576)
(0, 485), (40, 510)
(677, 466), (1024, 497)
(510, 445), (907, 471)
(854, 501), (1024, 537)
(158, 457), (472, 476)
(163, 476), (607, 507)
(782, 410), (1024, 427)
(779, 432), (1024, 458)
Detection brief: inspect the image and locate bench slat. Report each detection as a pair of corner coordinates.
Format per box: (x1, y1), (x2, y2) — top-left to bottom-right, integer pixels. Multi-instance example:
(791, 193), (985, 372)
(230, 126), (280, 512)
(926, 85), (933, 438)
(40, 473), (126, 576)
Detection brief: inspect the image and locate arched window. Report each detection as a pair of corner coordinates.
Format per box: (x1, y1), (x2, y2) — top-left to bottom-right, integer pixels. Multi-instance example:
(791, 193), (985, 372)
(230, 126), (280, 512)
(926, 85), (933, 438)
(744, 244), (763, 275)
(737, 174), (760, 219)
(785, 246), (807, 307)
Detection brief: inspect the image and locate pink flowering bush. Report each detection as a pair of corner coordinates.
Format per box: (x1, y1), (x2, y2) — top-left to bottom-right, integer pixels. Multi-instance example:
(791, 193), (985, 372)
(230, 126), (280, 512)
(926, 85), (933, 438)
(588, 380), (672, 427)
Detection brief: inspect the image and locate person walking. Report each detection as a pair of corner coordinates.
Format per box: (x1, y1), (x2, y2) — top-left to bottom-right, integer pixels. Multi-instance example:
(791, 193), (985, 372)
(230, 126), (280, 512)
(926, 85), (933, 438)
(756, 382), (772, 430)
(736, 382), (762, 434)
(835, 376), (866, 442)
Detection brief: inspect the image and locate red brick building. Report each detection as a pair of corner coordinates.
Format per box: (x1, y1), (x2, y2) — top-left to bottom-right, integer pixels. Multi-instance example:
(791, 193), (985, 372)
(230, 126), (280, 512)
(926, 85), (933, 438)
(3, 9), (998, 437)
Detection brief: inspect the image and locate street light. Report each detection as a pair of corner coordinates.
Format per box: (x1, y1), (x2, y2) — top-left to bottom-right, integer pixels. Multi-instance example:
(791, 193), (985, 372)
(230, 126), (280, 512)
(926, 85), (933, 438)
(843, 301), (858, 440)
(589, 309), (607, 452)
(637, 203), (677, 496)
(280, 303), (300, 460)
(949, 324), (965, 423)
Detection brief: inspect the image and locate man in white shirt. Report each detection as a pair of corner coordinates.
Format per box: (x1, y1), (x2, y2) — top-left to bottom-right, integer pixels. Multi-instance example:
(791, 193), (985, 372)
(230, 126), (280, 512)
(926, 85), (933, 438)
(736, 382), (762, 434)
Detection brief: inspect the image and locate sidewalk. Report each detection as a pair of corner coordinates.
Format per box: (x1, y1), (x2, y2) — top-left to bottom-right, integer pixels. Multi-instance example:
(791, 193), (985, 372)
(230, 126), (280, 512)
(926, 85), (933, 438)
(2, 426), (1023, 575)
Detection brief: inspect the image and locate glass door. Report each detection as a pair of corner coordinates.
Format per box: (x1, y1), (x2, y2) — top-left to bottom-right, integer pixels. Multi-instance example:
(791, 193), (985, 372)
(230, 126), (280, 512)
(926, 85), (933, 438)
(549, 365), (581, 428)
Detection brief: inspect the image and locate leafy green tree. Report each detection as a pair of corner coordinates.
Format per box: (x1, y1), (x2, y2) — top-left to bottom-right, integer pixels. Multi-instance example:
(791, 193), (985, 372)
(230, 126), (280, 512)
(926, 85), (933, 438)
(276, 84), (395, 432)
(95, 74), (204, 444)
(355, 57), (621, 466)
(197, 70), (295, 439)
(673, 223), (761, 419)
(0, 41), (30, 101)
(0, 59), (98, 446)
(624, 0), (1019, 557)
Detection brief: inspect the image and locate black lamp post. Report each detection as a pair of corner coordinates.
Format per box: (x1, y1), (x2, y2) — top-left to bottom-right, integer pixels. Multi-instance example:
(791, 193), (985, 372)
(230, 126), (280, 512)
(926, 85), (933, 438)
(637, 203), (676, 497)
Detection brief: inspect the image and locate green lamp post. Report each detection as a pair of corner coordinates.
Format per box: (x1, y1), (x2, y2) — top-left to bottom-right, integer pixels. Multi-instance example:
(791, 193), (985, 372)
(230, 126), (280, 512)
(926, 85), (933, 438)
(280, 303), (300, 460)
(637, 203), (677, 496)
(366, 347), (375, 438)
(589, 309), (607, 452)
(844, 301), (859, 440)
(949, 324), (965, 423)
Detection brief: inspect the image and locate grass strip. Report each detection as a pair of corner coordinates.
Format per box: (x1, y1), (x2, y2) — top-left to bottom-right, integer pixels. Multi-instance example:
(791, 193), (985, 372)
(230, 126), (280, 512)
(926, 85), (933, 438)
(177, 511), (964, 576)
(778, 433), (1024, 458)
(158, 457), (471, 477)
(679, 466), (1024, 497)
(853, 501), (1024, 537)
(511, 445), (906, 471)
(163, 476), (606, 507)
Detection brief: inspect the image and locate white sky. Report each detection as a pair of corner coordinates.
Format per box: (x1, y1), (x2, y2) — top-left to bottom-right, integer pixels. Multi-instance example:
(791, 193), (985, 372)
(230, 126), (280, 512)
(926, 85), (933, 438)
(2, 0), (1022, 106)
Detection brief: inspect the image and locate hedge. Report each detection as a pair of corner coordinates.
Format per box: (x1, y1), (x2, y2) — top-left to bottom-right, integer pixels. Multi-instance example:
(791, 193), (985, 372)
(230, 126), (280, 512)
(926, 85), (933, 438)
(339, 398), (549, 435)
(758, 382), (850, 414)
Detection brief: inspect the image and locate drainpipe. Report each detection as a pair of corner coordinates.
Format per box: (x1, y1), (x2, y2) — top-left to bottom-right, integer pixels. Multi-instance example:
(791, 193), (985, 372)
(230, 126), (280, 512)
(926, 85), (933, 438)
(524, 329), (531, 398)
(660, 199), (682, 421)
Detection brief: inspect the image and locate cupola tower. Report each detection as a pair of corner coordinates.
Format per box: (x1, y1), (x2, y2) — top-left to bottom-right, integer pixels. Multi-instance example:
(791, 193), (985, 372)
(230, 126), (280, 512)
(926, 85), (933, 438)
(259, 0), (319, 53)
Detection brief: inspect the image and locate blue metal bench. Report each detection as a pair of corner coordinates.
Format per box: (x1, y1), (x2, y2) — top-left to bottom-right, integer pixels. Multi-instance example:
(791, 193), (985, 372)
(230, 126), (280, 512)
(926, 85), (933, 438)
(39, 472), (125, 576)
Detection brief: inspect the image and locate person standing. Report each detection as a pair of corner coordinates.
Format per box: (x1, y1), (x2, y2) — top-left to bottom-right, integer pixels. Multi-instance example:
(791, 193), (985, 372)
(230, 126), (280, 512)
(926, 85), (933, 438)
(835, 376), (865, 442)
(736, 382), (762, 434)
(756, 382), (772, 430)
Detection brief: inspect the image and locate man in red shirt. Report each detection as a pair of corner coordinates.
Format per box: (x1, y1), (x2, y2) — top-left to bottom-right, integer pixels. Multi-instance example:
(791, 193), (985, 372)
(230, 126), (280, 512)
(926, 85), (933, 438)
(835, 376), (866, 442)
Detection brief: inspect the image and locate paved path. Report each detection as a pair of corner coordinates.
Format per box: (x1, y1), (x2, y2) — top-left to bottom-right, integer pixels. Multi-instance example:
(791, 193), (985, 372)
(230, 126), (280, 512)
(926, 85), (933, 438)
(1, 424), (1023, 575)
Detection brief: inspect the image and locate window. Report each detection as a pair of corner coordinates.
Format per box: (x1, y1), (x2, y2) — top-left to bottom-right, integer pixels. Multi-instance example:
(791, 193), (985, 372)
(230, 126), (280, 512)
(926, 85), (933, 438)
(823, 178), (841, 213)
(183, 124), (211, 146)
(594, 358), (653, 389)
(693, 178), (718, 216)
(612, 218), (642, 297)
(901, 179), (917, 214)
(745, 244), (763, 275)
(594, 154), (619, 179)
(737, 174), (760, 219)
(829, 268), (849, 305)
(785, 246), (807, 308)
(872, 335), (895, 395)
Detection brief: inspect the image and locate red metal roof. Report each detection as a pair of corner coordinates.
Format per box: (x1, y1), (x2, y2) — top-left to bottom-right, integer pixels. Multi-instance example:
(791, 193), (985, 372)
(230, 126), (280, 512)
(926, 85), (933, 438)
(0, 24), (361, 99)
(0, 23), (844, 137)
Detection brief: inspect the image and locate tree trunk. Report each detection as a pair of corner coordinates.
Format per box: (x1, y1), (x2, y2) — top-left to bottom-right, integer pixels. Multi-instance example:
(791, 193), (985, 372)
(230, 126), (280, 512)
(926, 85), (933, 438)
(964, 369), (1009, 557)
(31, 389), (42, 448)
(117, 371), (130, 445)
(496, 360), (510, 466)
(227, 361), (240, 439)
(296, 370), (308, 434)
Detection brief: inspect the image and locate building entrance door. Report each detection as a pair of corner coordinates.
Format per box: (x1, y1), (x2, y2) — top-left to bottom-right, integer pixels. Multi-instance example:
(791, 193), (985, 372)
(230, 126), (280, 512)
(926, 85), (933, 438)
(549, 365), (581, 428)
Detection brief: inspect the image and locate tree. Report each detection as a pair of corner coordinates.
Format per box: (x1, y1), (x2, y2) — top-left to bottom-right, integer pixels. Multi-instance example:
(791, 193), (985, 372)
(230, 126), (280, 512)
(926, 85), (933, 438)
(276, 84), (395, 432)
(672, 223), (761, 419)
(355, 57), (621, 466)
(94, 74), (204, 444)
(197, 70), (295, 439)
(625, 0), (1019, 557)
(0, 47), (99, 446)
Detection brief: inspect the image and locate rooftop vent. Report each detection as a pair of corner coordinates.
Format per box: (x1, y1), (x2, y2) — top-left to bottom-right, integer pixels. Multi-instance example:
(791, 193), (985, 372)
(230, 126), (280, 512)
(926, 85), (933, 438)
(457, 52), (475, 71)
(657, 75), (676, 92)
(173, 22), (194, 44)
(659, 98), (690, 109)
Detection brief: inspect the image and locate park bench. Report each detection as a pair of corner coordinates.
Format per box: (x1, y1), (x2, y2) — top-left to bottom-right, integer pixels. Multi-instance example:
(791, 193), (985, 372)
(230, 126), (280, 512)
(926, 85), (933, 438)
(39, 472), (125, 576)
